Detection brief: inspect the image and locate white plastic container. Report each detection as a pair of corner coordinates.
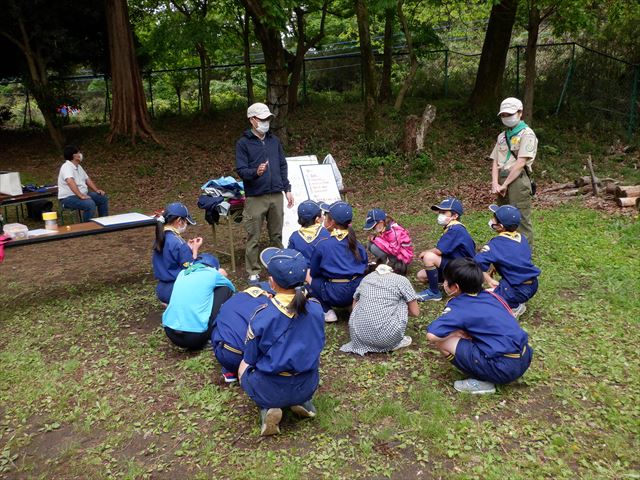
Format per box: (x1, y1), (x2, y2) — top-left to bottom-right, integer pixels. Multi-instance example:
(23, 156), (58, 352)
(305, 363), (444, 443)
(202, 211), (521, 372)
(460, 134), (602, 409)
(3, 223), (28, 239)
(43, 211), (58, 230)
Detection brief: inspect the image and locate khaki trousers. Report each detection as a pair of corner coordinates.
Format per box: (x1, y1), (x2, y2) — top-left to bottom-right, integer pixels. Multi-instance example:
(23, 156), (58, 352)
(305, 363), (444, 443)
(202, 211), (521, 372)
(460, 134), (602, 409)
(244, 192), (284, 275)
(497, 171), (534, 245)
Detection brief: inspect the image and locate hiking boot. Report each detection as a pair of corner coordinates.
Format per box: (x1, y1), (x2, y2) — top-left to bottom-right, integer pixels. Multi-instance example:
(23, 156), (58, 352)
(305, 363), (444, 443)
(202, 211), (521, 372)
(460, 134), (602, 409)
(248, 274), (260, 286)
(260, 408), (283, 436)
(416, 289), (442, 302)
(290, 400), (317, 418)
(324, 309), (338, 323)
(512, 303), (527, 318)
(453, 378), (496, 395)
(392, 335), (412, 351)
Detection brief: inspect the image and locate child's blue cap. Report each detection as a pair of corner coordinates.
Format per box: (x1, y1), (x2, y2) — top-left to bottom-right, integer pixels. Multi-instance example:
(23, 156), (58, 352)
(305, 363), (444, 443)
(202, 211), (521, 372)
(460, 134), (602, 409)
(430, 198), (463, 216)
(363, 208), (386, 230)
(298, 200), (321, 222)
(489, 204), (521, 228)
(165, 202), (196, 225)
(194, 253), (220, 269)
(319, 200), (353, 226)
(260, 248), (308, 289)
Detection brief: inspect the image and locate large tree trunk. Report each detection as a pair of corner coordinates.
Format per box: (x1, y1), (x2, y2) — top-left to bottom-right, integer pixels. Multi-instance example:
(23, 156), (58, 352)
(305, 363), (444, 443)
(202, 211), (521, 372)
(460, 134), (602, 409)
(355, 0), (378, 137)
(378, 6), (395, 103)
(522, 5), (540, 123)
(394, 0), (417, 111)
(468, 0), (518, 111)
(242, 0), (290, 141)
(242, 10), (255, 106)
(105, 0), (157, 143)
(196, 42), (211, 115)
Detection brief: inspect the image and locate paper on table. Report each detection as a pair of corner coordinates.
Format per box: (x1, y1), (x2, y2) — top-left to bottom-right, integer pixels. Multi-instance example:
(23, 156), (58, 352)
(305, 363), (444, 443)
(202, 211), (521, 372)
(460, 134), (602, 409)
(28, 228), (56, 237)
(91, 212), (154, 226)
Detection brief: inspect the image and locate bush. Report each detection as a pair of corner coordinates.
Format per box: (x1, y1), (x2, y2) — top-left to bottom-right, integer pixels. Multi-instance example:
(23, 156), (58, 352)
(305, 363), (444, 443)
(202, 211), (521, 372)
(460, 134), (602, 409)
(0, 106), (14, 126)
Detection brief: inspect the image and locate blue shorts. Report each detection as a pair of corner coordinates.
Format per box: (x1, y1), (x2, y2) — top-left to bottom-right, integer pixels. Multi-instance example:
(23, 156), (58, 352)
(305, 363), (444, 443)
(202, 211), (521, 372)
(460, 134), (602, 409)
(495, 279), (538, 308)
(156, 280), (174, 304)
(310, 276), (363, 312)
(213, 342), (243, 375)
(241, 368), (319, 409)
(450, 339), (533, 385)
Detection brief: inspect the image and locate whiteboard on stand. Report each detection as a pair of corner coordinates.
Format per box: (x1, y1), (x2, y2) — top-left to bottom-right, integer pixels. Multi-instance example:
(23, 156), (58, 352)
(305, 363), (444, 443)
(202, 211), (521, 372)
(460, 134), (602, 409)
(282, 155), (318, 246)
(300, 164), (342, 205)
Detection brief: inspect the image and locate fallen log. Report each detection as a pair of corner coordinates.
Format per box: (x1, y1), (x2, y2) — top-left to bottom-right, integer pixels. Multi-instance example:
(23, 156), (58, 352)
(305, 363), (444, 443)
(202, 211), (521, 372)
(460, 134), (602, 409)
(616, 196), (639, 207)
(561, 188), (581, 196)
(574, 176), (600, 187)
(604, 183), (618, 194)
(542, 182), (575, 193)
(615, 185), (640, 198)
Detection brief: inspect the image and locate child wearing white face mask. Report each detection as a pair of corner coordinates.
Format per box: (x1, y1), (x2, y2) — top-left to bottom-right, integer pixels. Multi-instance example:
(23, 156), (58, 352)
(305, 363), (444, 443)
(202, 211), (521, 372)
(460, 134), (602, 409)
(363, 208), (414, 267)
(152, 202), (221, 304)
(415, 198), (476, 302)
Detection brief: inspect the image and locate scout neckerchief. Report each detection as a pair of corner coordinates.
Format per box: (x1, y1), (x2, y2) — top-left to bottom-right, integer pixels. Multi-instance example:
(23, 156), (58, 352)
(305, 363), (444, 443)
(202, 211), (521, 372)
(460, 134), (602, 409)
(498, 231), (522, 243)
(444, 219), (464, 232)
(504, 120), (529, 163)
(163, 225), (185, 242)
(183, 262), (207, 275)
(298, 224), (322, 243)
(330, 228), (349, 241)
(271, 293), (296, 318)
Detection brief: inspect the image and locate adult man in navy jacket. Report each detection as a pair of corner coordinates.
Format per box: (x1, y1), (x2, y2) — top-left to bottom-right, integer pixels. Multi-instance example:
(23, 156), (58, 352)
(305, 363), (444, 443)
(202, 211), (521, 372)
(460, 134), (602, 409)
(236, 102), (294, 284)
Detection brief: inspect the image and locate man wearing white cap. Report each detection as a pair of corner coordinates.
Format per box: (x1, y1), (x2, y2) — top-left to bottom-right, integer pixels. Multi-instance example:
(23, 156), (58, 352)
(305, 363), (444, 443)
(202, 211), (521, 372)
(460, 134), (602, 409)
(236, 102), (294, 285)
(488, 97), (538, 244)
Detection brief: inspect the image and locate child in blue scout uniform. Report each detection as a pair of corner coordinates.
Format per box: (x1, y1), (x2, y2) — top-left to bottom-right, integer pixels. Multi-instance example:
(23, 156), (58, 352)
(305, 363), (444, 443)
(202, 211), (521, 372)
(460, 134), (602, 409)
(152, 202), (219, 304)
(211, 283), (274, 384)
(238, 248), (325, 436)
(288, 200), (330, 262)
(309, 201), (368, 323)
(416, 198), (476, 302)
(475, 205), (541, 317)
(426, 258), (532, 394)
(162, 254), (235, 350)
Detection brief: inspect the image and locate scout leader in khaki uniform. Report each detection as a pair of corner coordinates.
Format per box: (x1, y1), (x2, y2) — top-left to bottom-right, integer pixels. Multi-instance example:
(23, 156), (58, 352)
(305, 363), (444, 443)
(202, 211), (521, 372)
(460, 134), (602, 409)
(489, 97), (538, 245)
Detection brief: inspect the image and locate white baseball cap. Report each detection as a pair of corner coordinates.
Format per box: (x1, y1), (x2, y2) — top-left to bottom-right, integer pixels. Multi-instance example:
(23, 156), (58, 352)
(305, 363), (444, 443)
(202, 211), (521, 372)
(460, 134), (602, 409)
(498, 97), (523, 115)
(247, 102), (275, 120)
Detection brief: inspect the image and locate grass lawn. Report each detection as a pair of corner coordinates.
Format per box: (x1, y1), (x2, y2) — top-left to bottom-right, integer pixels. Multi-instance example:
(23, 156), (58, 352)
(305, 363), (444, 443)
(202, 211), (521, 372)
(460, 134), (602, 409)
(0, 101), (638, 478)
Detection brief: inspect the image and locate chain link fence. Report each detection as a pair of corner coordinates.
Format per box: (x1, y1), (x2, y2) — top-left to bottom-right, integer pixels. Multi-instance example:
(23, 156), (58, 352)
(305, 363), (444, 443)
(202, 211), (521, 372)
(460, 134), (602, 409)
(0, 42), (637, 138)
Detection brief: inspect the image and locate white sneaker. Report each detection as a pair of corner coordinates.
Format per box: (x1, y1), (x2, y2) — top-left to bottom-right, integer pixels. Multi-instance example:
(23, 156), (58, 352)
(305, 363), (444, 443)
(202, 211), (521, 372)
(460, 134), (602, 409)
(512, 303), (527, 318)
(392, 335), (412, 351)
(324, 309), (338, 323)
(248, 274), (260, 286)
(453, 378), (496, 394)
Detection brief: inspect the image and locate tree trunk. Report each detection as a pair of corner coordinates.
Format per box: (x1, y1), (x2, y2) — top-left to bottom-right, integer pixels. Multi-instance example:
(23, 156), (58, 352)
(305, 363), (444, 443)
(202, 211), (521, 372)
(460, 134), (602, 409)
(196, 42), (211, 115)
(354, 0), (378, 137)
(242, 10), (255, 106)
(378, 6), (395, 103)
(174, 85), (182, 114)
(105, 0), (157, 143)
(468, 0), (519, 111)
(522, 5), (540, 123)
(394, 0), (417, 111)
(288, 53), (304, 112)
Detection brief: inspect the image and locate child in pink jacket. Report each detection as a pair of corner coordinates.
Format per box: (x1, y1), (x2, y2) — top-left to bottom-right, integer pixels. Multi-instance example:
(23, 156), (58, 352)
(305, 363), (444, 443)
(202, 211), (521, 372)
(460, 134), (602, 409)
(363, 208), (414, 266)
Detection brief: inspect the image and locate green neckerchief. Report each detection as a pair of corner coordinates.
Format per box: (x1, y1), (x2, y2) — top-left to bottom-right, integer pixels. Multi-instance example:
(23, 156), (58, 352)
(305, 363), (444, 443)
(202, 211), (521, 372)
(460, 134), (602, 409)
(183, 262), (206, 275)
(505, 120), (528, 162)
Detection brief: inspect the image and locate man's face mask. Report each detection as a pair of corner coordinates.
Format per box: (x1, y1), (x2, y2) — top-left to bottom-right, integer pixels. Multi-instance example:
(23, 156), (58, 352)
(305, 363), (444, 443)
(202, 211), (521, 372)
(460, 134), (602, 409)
(256, 119), (270, 134)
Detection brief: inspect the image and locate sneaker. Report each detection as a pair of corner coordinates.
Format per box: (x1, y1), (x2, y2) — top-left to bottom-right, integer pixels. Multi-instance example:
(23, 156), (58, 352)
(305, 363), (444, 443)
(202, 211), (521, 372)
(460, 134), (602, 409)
(223, 372), (238, 384)
(248, 274), (260, 286)
(416, 289), (442, 302)
(260, 408), (282, 436)
(453, 378), (496, 395)
(392, 335), (412, 351)
(324, 309), (338, 323)
(512, 303), (527, 318)
(290, 400), (317, 418)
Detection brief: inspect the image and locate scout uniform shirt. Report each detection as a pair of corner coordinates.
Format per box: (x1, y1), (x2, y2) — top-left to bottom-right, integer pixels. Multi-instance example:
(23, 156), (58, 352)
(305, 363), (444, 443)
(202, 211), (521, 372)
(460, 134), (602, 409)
(152, 229), (196, 282)
(475, 231), (541, 285)
(489, 125), (538, 174)
(212, 286), (272, 353)
(436, 220), (476, 262)
(243, 294), (325, 375)
(427, 291), (529, 358)
(288, 224), (330, 262)
(310, 231), (368, 280)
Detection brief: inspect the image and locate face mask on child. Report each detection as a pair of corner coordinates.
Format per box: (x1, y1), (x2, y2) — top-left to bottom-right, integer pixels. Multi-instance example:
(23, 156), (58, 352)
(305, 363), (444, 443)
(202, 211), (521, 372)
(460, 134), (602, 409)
(177, 221), (187, 234)
(437, 214), (450, 226)
(501, 114), (520, 128)
(256, 120), (270, 134)
(488, 220), (496, 230)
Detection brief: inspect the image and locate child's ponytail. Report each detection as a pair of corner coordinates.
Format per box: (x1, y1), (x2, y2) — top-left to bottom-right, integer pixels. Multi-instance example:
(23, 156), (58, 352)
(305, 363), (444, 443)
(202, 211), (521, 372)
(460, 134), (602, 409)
(153, 214), (179, 252)
(287, 285), (309, 317)
(346, 225), (362, 262)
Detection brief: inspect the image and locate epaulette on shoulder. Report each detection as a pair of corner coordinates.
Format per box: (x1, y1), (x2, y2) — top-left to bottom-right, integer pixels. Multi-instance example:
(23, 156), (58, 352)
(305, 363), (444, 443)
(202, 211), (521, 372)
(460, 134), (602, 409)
(243, 286), (267, 298)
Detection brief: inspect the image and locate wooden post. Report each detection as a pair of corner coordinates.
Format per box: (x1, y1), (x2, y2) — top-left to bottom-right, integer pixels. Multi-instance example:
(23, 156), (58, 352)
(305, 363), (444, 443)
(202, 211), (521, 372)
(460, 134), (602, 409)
(586, 155), (599, 196)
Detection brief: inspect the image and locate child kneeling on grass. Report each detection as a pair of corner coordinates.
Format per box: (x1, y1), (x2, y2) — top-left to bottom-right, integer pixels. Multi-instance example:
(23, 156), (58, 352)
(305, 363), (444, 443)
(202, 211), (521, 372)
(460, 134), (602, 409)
(426, 258), (532, 394)
(416, 198), (476, 302)
(475, 205), (540, 318)
(238, 248), (325, 436)
(363, 208), (414, 267)
(211, 284), (273, 384)
(287, 200), (330, 262)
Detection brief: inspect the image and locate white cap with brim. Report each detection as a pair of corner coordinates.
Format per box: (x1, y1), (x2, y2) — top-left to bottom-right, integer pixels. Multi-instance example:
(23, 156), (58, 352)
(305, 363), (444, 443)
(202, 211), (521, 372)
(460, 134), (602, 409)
(247, 102), (275, 120)
(498, 97), (523, 115)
